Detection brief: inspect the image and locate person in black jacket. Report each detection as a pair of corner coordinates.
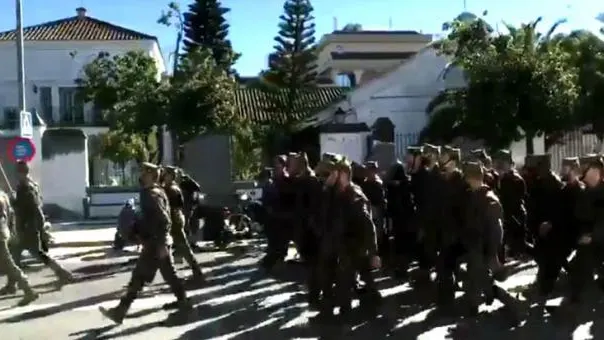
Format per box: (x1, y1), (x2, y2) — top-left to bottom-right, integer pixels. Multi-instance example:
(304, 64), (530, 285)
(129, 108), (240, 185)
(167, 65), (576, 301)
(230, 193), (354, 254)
(386, 160), (415, 278)
(555, 158), (604, 313)
(493, 149), (528, 261)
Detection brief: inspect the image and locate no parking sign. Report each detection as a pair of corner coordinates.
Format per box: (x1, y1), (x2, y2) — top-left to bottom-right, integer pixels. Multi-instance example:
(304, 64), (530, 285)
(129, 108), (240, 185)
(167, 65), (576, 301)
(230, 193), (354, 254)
(7, 137), (36, 163)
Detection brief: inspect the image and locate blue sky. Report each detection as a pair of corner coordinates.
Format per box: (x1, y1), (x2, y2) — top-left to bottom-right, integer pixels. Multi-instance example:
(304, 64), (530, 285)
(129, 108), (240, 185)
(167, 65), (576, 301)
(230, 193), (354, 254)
(0, 0), (602, 76)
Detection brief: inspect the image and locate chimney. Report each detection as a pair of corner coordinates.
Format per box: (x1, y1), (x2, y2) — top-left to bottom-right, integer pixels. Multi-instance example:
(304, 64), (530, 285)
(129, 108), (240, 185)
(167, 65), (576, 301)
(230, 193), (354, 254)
(76, 7), (87, 19)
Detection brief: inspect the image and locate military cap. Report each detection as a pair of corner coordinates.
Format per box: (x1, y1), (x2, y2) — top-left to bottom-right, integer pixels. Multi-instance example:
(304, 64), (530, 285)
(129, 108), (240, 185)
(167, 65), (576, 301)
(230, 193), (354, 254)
(524, 154), (551, 169)
(141, 162), (159, 172)
(423, 143), (441, 156)
(581, 154), (604, 169)
(316, 153), (341, 173)
(442, 145), (461, 162)
(274, 154), (287, 165)
(463, 161), (484, 178)
(493, 149), (512, 163)
(364, 161), (379, 170)
(334, 156), (352, 172)
(406, 146), (423, 156)
(562, 157), (580, 168)
(321, 152), (338, 162)
(470, 148), (489, 161)
(15, 160), (29, 174)
(164, 165), (179, 175)
(579, 154), (602, 167)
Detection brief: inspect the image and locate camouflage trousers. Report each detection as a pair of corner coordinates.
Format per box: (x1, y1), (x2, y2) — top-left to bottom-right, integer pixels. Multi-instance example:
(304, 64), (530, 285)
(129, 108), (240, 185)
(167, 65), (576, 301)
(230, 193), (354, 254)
(171, 211), (203, 278)
(0, 239), (31, 291)
(121, 243), (187, 311)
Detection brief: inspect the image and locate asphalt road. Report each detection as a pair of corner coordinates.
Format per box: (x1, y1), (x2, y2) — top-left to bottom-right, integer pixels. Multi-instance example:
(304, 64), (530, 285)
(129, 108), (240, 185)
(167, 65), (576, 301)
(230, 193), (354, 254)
(0, 242), (602, 340)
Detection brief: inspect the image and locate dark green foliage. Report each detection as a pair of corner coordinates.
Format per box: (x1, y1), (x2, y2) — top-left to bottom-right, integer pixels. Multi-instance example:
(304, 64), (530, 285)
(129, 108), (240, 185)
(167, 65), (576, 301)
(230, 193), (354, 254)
(265, 0), (317, 89)
(182, 0), (238, 73)
(260, 0), (318, 138)
(41, 129), (86, 160)
(429, 15), (579, 153)
(76, 51), (167, 134)
(168, 48), (238, 143)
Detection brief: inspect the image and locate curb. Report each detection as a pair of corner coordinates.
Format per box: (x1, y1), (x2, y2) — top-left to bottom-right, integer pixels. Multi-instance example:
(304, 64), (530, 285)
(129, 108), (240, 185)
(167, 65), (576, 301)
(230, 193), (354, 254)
(51, 220), (116, 231)
(50, 240), (114, 248)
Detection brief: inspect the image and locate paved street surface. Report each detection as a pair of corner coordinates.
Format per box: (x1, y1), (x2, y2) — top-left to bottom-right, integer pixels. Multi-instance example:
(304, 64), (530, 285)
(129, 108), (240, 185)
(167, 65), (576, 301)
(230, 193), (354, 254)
(1, 235), (603, 339)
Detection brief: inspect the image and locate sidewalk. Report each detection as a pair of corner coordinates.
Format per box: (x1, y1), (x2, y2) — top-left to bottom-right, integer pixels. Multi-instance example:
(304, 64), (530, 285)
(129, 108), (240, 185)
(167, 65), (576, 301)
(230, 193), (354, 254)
(51, 226), (116, 248)
(51, 219), (116, 231)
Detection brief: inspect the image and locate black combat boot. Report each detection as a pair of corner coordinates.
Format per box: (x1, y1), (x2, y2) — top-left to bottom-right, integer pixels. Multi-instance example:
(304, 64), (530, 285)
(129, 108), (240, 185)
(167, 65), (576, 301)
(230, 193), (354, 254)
(0, 284), (17, 296)
(99, 298), (131, 324)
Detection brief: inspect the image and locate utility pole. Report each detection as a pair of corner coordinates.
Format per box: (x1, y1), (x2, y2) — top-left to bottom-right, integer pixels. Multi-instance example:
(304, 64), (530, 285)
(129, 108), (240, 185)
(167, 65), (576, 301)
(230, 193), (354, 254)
(16, 0), (26, 111)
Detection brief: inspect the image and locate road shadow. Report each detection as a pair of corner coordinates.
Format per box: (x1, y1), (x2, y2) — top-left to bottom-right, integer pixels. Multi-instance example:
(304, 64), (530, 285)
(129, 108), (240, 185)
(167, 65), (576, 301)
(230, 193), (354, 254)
(0, 290), (124, 322)
(53, 247), (114, 261)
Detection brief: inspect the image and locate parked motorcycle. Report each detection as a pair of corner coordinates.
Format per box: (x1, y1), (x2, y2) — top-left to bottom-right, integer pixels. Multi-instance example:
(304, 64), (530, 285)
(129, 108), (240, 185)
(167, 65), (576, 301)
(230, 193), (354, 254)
(230, 192), (264, 235)
(113, 198), (139, 250)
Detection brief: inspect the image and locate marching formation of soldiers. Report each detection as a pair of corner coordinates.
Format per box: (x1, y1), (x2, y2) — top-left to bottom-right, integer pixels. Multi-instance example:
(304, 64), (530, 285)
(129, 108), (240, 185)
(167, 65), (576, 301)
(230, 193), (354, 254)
(5, 145), (604, 328)
(260, 146), (604, 324)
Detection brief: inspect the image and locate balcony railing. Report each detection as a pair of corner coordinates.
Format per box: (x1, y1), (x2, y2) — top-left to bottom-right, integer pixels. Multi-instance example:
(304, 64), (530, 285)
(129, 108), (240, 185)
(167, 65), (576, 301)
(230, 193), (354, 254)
(1, 106), (108, 129)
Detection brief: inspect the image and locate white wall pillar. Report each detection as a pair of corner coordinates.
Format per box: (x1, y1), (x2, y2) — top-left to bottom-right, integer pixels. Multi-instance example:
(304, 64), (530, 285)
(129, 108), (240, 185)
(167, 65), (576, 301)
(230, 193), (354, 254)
(352, 70), (364, 86)
(51, 86), (60, 122)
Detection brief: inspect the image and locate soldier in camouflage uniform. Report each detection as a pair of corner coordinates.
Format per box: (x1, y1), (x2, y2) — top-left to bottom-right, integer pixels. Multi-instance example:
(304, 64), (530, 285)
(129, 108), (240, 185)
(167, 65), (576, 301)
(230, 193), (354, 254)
(493, 149), (527, 260)
(435, 146), (466, 307)
(0, 187), (38, 304)
(100, 162), (192, 324)
(315, 157), (381, 321)
(414, 144), (442, 283)
(6, 161), (73, 289)
(361, 161), (387, 261)
(163, 166), (204, 283)
(460, 162), (523, 324)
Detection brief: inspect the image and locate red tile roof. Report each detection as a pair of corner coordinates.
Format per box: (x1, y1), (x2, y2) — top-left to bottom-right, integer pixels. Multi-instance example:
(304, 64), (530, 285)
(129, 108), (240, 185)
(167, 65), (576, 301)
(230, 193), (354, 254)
(236, 87), (346, 124)
(0, 15), (156, 41)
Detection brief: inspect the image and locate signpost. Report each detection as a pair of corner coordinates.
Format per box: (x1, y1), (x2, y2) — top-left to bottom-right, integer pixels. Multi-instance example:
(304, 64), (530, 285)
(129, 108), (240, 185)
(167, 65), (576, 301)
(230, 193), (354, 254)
(7, 137), (36, 163)
(19, 110), (32, 138)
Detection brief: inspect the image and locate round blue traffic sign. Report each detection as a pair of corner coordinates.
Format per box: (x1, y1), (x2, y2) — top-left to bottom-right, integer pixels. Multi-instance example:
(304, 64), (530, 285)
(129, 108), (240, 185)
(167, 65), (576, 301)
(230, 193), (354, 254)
(7, 137), (36, 163)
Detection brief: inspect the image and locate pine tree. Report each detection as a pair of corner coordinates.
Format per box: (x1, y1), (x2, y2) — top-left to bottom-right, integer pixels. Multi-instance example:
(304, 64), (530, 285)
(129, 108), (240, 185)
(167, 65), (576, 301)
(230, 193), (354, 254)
(266, 0), (317, 88)
(182, 0), (237, 72)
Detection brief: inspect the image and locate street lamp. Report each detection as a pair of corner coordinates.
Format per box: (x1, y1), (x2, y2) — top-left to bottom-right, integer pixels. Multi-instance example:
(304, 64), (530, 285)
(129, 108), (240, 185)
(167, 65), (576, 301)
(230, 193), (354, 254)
(16, 0), (26, 111)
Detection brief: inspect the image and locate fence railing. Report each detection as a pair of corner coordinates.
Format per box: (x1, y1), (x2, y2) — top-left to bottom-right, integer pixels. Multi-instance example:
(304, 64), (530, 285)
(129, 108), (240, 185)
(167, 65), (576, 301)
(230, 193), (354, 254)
(394, 132), (421, 159)
(395, 130), (601, 170)
(549, 131), (600, 171)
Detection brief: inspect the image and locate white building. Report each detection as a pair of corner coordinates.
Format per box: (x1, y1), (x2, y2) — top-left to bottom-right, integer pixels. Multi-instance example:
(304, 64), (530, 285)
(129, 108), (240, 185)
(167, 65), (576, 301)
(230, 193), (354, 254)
(308, 46), (544, 165)
(0, 7), (166, 217)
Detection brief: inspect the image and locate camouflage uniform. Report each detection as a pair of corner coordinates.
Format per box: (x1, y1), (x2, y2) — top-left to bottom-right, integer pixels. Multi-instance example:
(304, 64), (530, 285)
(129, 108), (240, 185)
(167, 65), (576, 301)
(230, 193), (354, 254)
(8, 161), (73, 289)
(100, 162), (191, 324)
(461, 162), (522, 322)
(0, 189), (38, 305)
(163, 166), (204, 282)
